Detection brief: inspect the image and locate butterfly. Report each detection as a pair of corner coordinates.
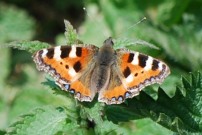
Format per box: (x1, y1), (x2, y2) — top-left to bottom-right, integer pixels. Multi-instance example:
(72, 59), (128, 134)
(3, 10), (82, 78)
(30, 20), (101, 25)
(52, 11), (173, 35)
(33, 37), (170, 105)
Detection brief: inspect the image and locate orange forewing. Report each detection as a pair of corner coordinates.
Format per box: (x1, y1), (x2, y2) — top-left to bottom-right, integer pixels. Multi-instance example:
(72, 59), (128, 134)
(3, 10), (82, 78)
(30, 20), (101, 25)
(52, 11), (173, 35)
(41, 46), (95, 82)
(119, 52), (166, 88)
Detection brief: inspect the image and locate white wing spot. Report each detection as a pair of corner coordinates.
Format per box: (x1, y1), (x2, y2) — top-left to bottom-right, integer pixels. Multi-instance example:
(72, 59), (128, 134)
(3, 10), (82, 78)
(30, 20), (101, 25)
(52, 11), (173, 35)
(131, 52), (139, 65)
(69, 46), (77, 58)
(54, 46), (61, 61)
(144, 56), (153, 71)
(42, 49), (48, 58)
(68, 67), (77, 77)
(158, 63), (163, 71)
(126, 74), (134, 83)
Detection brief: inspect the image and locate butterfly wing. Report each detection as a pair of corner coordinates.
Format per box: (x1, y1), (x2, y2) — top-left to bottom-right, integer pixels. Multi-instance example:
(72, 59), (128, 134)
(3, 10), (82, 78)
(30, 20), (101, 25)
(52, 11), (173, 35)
(33, 45), (98, 102)
(98, 48), (170, 104)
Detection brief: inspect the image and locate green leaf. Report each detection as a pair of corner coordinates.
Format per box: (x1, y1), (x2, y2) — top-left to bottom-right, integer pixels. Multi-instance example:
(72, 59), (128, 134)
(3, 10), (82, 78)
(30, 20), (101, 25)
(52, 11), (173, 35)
(64, 20), (80, 45)
(134, 118), (173, 135)
(105, 72), (202, 134)
(6, 107), (67, 135)
(114, 38), (159, 50)
(42, 78), (73, 100)
(78, 102), (128, 135)
(3, 41), (50, 53)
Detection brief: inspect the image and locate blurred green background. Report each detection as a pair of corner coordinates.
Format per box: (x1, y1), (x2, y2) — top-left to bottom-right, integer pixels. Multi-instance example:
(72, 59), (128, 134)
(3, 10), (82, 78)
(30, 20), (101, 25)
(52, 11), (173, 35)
(0, 0), (202, 134)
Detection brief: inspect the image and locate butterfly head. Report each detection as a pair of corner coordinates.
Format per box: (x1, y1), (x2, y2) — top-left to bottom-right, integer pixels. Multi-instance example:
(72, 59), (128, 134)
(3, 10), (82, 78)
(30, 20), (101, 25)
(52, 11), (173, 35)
(96, 37), (116, 66)
(103, 37), (114, 47)
(100, 37), (114, 53)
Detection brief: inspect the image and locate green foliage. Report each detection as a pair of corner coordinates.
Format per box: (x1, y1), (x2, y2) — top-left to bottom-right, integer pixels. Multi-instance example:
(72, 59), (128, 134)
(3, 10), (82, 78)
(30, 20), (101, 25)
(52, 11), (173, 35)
(5, 21), (201, 134)
(5, 65), (202, 134)
(0, 3), (35, 42)
(64, 20), (80, 45)
(3, 41), (50, 53)
(0, 2), (37, 131)
(82, 0), (202, 72)
(6, 107), (67, 135)
(1, 0), (202, 135)
(105, 72), (202, 134)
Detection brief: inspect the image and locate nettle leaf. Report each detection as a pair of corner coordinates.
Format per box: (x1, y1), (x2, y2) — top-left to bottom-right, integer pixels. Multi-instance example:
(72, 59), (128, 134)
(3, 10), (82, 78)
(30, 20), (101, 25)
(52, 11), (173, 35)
(3, 21), (78, 54)
(6, 107), (67, 135)
(3, 41), (50, 53)
(78, 102), (129, 135)
(64, 20), (80, 45)
(114, 38), (159, 50)
(105, 72), (202, 134)
(42, 78), (73, 100)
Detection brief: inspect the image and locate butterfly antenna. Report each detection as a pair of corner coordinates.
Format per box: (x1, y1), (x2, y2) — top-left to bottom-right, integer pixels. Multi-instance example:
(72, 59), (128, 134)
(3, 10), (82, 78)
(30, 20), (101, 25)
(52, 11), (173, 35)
(127, 17), (146, 31)
(116, 17), (146, 38)
(83, 7), (109, 38)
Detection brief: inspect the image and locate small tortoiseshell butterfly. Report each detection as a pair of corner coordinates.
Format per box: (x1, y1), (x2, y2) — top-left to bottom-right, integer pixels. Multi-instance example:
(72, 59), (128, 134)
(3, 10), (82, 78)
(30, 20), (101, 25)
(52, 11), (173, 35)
(33, 37), (170, 104)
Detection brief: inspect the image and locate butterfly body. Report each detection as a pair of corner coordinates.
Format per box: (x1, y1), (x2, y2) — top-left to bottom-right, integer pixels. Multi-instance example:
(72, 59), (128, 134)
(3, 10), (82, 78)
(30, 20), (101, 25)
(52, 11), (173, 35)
(90, 38), (116, 93)
(33, 37), (170, 104)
